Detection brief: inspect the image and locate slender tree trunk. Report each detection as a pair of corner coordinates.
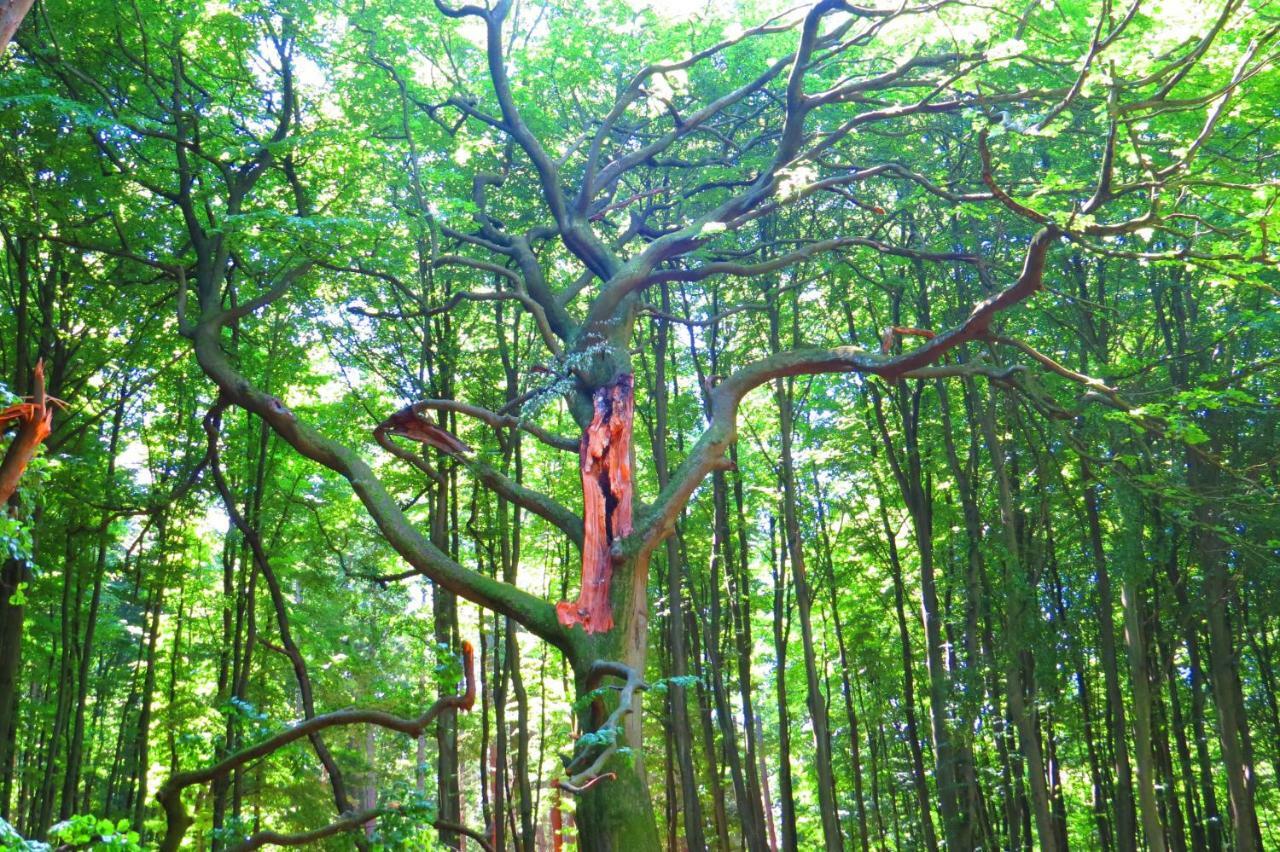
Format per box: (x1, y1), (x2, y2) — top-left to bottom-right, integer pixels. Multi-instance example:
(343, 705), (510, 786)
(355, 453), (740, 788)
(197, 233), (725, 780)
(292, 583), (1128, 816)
(871, 376), (977, 851)
(729, 445), (770, 851)
(770, 515), (798, 852)
(1048, 532), (1113, 850)
(649, 299), (708, 850)
(978, 389), (1056, 851)
(131, 565), (165, 830)
(1117, 494), (1167, 852)
(61, 397), (127, 816)
(1083, 472), (1140, 851)
(705, 473), (747, 850)
(875, 495), (939, 852)
(1193, 453), (1262, 851)
(433, 469), (463, 848)
(772, 303), (842, 851)
(687, 573), (731, 851)
(813, 474), (870, 852)
(755, 710), (779, 852)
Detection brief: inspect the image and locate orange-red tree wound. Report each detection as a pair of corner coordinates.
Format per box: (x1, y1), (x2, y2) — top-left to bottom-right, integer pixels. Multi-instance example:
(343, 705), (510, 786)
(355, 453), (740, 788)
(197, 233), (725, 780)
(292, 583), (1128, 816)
(0, 359), (65, 505)
(550, 784), (566, 852)
(457, 640), (476, 711)
(557, 374), (634, 634)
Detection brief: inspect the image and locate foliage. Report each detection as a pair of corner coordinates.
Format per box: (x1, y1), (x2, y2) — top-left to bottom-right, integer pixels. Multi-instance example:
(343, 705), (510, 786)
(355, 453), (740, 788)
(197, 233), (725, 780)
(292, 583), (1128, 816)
(0, 0), (1277, 848)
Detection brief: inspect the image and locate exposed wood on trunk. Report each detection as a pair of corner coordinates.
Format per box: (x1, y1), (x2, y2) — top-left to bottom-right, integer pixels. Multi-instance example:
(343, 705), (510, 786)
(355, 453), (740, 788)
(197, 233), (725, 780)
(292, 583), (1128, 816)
(557, 374), (634, 634)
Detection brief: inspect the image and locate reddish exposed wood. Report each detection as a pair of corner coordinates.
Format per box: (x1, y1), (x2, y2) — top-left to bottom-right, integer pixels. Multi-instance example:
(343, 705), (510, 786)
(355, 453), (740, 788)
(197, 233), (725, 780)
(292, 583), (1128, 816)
(550, 786), (564, 852)
(557, 374), (634, 634)
(378, 405), (471, 455)
(0, 360), (65, 505)
(458, 640), (476, 710)
(879, 325), (937, 354)
(0, 0), (36, 55)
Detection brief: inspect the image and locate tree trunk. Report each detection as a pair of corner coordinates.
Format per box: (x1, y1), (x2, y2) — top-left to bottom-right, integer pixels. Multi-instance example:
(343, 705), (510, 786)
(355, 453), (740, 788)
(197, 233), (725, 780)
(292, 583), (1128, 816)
(1083, 474), (1139, 851)
(813, 474), (870, 852)
(0, 553), (30, 820)
(1117, 495), (1167, 852)
(61, 396), (127, 816)
(872, 376), (976, 851)
(564, 373), (661, 851)
(769, 514), (799, 852)
(728, 440), (770, 850)
(772, 291), (842, 851)
(876, 496), (939, 852)
(1193, 450), (1262, 851)
(978, 389), (1056, 851)
(433, 463), (463, 848)
(649, 303), (709, 850)
(569, 554), (661, 850)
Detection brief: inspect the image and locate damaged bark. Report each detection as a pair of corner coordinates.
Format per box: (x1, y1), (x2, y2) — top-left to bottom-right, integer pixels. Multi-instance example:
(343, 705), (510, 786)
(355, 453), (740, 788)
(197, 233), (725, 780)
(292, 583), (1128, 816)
(557, 374), (634, 634)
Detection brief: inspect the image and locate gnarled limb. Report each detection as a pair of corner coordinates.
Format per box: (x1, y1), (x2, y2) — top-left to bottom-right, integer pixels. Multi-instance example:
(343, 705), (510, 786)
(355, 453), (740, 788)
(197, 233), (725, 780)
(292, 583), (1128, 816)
(229, 808), (381, 851)
(626, 228), (1056, 555)
(441, 0), (620, 280)
(464, 457), (586, 550)
(157, 641), (475, 852)
(228, 810), (496, 851)
(342, 271), (564, 357)
(576, 7), (805, 209)
(375, 406), (585, 548)
(192, 319), (569, 650)
(559, 660), (647, 794)
(405, 399), (578, 453)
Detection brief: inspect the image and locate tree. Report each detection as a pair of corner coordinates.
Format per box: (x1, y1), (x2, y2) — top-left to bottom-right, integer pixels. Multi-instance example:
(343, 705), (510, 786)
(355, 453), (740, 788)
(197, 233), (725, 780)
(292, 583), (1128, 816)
(2, 0), (1277, 848)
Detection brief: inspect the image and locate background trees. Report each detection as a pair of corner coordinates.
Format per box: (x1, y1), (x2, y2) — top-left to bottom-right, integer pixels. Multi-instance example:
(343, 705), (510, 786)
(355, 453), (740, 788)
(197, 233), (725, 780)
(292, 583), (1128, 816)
(1, 0), (1278, 849)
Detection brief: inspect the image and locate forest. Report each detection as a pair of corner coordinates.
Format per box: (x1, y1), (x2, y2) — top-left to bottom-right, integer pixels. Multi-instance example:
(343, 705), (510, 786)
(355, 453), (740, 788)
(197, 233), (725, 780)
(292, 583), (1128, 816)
(0, 0), (1278, 848)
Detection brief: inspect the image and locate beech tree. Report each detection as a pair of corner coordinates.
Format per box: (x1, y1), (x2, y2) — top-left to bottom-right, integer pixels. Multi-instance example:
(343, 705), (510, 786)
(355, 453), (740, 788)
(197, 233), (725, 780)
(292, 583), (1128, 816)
(1, 0), (1277, 848)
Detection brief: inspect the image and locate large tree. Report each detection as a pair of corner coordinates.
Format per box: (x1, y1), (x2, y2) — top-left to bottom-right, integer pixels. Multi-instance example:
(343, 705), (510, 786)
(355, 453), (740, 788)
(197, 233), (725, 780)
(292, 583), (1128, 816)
(3, 0), (1277, 847)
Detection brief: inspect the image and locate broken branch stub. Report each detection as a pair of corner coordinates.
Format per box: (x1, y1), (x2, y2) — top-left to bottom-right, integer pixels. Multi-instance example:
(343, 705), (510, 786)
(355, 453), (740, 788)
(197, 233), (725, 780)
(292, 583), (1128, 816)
(557, 374), (635, 634)
(378, 405), (472, 455)
(0, 359), (66, 505)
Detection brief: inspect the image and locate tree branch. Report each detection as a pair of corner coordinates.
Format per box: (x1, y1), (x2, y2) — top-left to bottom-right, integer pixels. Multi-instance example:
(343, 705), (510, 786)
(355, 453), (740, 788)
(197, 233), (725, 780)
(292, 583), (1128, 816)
(157, 641), (476, 852)
(625, 226), (1057, 554)
(190, 315), (569, 651)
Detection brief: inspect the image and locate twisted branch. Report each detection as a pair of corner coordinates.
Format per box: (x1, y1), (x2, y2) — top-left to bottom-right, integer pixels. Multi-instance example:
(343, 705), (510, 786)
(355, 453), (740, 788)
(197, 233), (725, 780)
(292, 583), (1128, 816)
(157, 642), (475, 852)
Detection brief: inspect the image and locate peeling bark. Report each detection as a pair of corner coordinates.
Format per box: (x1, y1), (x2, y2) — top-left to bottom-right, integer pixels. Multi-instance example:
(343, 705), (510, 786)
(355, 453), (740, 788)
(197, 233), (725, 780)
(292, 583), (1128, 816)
(557, 374), (634, 634)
